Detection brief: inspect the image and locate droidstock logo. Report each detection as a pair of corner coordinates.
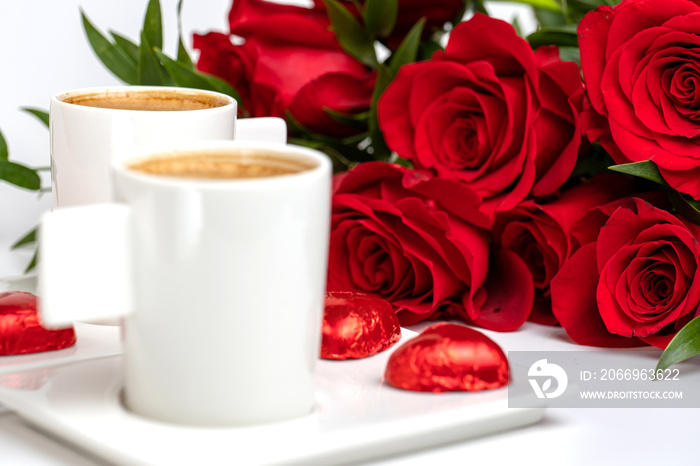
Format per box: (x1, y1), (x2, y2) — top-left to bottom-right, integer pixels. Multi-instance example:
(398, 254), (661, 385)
(528, 359), (568, 399)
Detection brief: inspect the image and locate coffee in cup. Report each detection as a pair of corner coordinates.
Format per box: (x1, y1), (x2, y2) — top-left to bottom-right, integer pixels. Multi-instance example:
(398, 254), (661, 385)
(126, 149), (315, 179)
(59, 88), (231, 111)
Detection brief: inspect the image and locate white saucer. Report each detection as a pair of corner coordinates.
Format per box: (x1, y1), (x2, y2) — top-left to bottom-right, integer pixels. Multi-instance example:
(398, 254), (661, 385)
(0, 274), (122, 375)
(0, 328), (544, 466)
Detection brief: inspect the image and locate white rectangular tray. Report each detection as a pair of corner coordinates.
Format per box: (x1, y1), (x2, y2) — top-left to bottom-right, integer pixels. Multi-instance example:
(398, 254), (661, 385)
(0, 328), (544, 466)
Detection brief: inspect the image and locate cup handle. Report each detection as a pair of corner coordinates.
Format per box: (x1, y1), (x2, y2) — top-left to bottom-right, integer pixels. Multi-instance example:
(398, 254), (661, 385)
(38, 204), (134, 327)
(235, 117), (287, 144)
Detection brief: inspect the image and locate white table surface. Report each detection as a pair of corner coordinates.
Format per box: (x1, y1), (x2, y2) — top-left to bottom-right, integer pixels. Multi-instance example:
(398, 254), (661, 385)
(0, 318), (695, 466)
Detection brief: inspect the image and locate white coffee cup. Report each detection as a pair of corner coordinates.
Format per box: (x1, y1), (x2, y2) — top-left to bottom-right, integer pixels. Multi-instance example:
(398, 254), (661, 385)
(50, 86), (287, 208)
(38, 140), (332, 426)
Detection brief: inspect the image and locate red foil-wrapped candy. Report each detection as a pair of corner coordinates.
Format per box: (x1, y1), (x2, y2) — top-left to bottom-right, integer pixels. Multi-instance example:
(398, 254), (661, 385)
(0, 292), (76, 355)
(322, 291), (401, 360)
(384, 323), (508, 392)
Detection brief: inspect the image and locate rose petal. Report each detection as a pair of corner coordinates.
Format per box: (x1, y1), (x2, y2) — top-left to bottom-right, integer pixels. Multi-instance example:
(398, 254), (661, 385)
(551, 244), (644, 347)
(289, 73), (374, 137)
(578, 5), (616, 114)
(229, 0), (338, 47)
(469, 249), (534, 331)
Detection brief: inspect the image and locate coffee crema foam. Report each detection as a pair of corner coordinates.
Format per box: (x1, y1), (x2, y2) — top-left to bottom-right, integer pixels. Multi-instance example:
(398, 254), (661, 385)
(127, 151), (314, 180)
(60, 90), (230, 111)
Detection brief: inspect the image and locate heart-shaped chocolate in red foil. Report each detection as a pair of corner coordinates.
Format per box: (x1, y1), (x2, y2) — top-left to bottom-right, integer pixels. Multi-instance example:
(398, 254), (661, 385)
(0, 292), (76, 355)
(321, 291), (401, 360)
(384, 323), (508, 392)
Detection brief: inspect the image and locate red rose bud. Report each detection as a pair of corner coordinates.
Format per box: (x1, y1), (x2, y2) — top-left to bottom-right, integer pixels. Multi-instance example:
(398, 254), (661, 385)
(0, 292), (76, 355)
(321, 291), (401, 360)
(384, 323), (508, 392)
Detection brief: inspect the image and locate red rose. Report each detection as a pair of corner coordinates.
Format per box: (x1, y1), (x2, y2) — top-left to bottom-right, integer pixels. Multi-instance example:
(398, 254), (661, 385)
(579, 0), (700, 199)
(378, 14), (584, 216)
(551, 196), (700, 348)
(328, 162), (533, 330)
(193, 32), (255, 114)
(493, 175), (636, 325)
(194, 0), (374, 137)
(312, 0), (465, 49)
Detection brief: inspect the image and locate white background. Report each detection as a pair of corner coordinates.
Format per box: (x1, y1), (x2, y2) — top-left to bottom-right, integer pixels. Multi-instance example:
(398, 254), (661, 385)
(0, 3), (697, 466)
(0, 0), (533, 277)
(0, 0), (232, 276)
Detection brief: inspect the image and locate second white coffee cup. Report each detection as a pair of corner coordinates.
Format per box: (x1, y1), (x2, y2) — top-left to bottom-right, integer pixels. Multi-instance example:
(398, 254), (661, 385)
(50, 86), (287, 208)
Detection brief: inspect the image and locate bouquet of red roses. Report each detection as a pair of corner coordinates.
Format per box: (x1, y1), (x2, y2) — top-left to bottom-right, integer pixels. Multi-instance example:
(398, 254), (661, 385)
(81, 0), (700, 367)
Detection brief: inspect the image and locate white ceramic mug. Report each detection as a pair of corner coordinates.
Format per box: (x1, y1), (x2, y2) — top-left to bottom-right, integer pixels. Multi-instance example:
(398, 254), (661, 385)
(38, 140), (332, 426)
(50, 86), (287, 207)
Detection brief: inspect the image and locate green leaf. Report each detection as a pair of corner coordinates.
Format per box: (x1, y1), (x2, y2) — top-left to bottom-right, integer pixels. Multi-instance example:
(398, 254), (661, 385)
(527, 25), (579, 49)
(367, 64), (394, 161)
(370, 64), (394, 116)
(11, 227), (36, 249)
(198, 74), (244, 111)
(0, 160), (41, 190)
(363, 0), (397, 38)
(177, 39), (194, 69)
(512, 17), (523, 37)
(323, 0), (378, 68)
(176, 0), (194, 69)
(568, 0), (614, 10)
(285, 111), (366, 147)
(21, 108), (50, 127)
(110, 32), (139, 63)
(535, 10), (566, 28)
(417, 39), (443, 62)
(323, 108), (369, 126)
(388, 18), (425, 75)
(557, 46), (581, 65)
(668, 190), (700, 227)
(24, 248), (38, 274)
(290, 137), (354, 172)
(488, 0), (561, 12)
(288, 129), (371, 169)
(388, 152), (414, 169)
(155, 50), (243, 106)
(471, 0), (488, 15)
(0, 129), (7, 160)
(570, 144), (613, 178)
(142, 0), (163, 50)
(608, 160), (667, 186)
(656, 316), (700, 371)
(81, 9), (138, 84)
(451, 0), (470, 25)
(138, 31), (171, 85)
